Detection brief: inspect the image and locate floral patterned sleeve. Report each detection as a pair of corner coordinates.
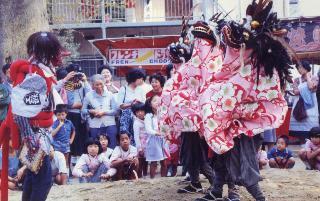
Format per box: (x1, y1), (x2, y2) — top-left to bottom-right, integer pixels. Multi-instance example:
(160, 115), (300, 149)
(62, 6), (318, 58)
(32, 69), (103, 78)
(199, 47), (288, 154)
(158, 38), (223, 138)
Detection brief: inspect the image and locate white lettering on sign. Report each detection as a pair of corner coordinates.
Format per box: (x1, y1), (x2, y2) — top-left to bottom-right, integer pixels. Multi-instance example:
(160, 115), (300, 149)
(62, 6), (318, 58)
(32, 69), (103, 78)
(109, 48), (170, 66)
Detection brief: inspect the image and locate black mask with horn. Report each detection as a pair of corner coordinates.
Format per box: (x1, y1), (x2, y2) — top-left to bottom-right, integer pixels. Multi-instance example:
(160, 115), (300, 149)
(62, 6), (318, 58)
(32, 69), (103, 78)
(222, 0), (295, 89)
(168, 15), (194, 64)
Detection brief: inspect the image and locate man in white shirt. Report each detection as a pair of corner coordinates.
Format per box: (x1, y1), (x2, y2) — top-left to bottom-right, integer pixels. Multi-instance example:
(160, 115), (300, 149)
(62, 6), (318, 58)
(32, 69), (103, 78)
(50, 148), (68, 185)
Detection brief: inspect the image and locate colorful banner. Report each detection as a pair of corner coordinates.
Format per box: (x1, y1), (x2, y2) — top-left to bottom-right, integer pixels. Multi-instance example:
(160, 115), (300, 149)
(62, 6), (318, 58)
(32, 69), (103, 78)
(283, 19), (320, 52)
(109, 48), (170, 66)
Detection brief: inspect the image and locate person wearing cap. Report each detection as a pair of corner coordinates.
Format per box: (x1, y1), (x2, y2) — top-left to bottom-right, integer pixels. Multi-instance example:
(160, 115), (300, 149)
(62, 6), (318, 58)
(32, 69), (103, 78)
(299, 127), (320, 170)
(289, 60), (319, 143)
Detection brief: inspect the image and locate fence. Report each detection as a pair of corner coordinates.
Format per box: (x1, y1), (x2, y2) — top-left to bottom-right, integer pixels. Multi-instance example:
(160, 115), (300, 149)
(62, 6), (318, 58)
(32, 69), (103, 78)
(47, 0), (201, 25)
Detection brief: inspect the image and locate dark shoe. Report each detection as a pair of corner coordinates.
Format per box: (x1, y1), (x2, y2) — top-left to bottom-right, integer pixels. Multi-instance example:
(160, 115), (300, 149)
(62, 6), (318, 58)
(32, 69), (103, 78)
(225, 198), (240, 201)
(228, 185), (240, 201)
(194, 191), (223, 201)
(177, 182), (203, 194)
(178, 175), (191, 185)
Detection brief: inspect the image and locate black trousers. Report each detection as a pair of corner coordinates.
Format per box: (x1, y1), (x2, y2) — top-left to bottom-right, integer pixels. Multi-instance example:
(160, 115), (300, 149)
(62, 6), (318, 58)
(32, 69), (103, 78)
(211, 134), (265, 201)
(180, 132), (215, 185)
(22, 155), (52, 201)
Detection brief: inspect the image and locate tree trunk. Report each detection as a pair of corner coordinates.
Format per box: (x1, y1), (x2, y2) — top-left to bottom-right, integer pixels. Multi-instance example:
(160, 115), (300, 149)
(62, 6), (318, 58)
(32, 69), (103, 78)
(0, 0), (49, 67)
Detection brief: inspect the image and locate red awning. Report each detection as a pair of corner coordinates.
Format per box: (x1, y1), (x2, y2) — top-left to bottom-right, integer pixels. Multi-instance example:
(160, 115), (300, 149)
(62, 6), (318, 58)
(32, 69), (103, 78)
(90, 35), (179, 76)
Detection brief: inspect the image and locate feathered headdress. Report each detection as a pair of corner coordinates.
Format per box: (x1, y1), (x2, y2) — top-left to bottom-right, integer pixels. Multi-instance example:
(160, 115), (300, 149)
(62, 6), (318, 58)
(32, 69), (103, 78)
(222, 0), (295, 88)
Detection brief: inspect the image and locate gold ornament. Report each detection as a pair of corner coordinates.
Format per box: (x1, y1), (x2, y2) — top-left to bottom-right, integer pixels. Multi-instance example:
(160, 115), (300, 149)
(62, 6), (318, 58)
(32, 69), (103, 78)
(250, 20), (260, 29)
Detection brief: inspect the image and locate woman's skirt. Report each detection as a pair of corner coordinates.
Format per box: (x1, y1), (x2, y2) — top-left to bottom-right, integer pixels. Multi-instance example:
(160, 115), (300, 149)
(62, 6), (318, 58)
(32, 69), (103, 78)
(263, 129), (276, 143)
(145, 135), (167, 162)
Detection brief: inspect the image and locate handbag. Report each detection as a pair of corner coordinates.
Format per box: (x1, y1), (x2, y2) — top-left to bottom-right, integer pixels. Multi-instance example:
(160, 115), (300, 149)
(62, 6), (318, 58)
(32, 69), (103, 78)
(19, 142), (46, 174)
(19, 128), (50, 174)
(293, 96), (308, 121)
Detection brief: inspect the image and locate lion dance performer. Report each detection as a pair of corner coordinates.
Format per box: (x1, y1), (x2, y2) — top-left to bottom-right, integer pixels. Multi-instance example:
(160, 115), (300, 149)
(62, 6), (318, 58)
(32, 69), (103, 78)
(196, 1), (294, 200)
(159, 17), (224, 193)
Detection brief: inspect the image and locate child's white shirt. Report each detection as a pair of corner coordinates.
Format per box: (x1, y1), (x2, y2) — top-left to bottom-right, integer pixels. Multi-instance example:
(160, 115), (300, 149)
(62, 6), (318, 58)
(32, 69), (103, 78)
(100, 148), (114, 160)
(144, 113), (159, 135)
(51, 151), (68, 176)
(256, 150), (268, 161)
(110, 145), (137, 162)
(72, 153), (112, 177)
(133, 117), (148, 151)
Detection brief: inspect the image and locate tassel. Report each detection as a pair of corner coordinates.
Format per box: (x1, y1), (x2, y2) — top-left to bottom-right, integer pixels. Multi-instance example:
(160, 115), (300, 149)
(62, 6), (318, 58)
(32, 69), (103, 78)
(240, 43), (246, 69)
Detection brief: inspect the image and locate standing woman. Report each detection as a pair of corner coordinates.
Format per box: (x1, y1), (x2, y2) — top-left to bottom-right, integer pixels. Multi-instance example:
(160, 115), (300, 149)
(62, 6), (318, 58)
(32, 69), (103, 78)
(82, 74), (118, 149)
(289, 61), (319, 142)
(117, 68), (146, 140)
(98, 65), (119, 94)
(0, 32), (65, 201)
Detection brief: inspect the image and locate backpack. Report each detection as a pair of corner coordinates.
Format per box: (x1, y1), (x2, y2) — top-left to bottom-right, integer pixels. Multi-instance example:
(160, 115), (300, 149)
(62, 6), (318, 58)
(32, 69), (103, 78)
(11, 66), (49, 118)
(0, 83), (10, 121)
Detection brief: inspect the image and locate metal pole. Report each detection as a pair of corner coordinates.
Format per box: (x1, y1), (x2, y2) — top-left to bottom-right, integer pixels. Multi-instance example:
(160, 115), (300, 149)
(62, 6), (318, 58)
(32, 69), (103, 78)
(101, 0), (107, 64)
(238, 0), (241, 19)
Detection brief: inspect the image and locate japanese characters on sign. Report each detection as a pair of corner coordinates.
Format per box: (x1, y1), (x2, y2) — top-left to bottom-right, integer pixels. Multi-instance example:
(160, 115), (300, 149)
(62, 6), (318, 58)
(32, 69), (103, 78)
(109, 48), (170, 66)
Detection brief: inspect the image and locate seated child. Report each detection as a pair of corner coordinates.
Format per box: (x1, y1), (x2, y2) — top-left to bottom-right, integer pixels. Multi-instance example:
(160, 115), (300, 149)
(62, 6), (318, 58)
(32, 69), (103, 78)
(268, 136), (295, 169)
(109, 132), (139, 181)
(50, 147), (68, 185)
(299, 127), (320, 170)
(256, 145), (268, 170)
(98, 134), (113, 160)
(132, 102), (148, 178)
(72, 138), (115, 183)
(51, 104), (75, 169)
(0, 147), (26, 190)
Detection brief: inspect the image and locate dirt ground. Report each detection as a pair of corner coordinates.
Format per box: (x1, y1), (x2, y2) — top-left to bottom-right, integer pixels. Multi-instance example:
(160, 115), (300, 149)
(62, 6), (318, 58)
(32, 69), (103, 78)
(9, 159), (320, 201)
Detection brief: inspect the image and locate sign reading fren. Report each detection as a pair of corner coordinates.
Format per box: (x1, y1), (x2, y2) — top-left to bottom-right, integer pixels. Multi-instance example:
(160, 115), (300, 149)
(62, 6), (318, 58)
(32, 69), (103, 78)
(109, 48), (170, 66)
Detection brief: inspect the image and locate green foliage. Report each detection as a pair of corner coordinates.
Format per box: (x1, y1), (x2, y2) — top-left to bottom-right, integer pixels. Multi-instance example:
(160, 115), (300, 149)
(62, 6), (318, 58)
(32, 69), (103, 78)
(55, 29), (80, 64)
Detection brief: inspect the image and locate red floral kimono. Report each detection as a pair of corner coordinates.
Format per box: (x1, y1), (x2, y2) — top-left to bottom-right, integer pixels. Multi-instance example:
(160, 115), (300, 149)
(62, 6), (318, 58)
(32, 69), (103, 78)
(159, 38), (223, 138)
(199, 47), (288, 154)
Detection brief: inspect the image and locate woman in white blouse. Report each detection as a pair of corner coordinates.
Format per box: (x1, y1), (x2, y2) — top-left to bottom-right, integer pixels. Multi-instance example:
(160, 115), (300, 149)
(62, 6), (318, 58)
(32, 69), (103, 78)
(98, 65), (119, 94)
(82, 74), (118, 149)
(117, 68), (146, 141)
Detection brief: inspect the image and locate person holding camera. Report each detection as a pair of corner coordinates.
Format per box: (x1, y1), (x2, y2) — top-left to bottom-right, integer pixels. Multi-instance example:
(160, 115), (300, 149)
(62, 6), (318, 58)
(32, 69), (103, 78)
(56, 64), (91, 164)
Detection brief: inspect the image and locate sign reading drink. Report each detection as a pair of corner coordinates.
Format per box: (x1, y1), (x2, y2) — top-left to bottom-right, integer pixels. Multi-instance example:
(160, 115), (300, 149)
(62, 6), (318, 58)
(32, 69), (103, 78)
(109, 48), (170, 66)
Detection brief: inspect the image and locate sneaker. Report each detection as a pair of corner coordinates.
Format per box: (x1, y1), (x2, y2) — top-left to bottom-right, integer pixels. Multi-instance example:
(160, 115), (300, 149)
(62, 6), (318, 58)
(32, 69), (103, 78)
(228, 185), (240, 201)
(177, 182), (203, 194)
(178, 175), (191, 185)
(225, 198), (240, 201)
(194, 191), (223, 201)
